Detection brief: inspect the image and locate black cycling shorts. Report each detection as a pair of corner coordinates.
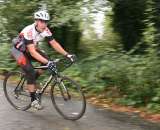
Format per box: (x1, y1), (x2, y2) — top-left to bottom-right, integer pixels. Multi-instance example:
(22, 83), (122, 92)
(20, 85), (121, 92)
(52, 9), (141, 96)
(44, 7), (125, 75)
(11, 47), (49, 84)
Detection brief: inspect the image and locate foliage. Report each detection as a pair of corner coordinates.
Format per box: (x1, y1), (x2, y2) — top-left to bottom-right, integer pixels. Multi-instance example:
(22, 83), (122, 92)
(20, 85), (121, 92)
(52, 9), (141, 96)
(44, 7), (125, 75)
(109, 0), (147, 51)
(0, 43), (17, 72)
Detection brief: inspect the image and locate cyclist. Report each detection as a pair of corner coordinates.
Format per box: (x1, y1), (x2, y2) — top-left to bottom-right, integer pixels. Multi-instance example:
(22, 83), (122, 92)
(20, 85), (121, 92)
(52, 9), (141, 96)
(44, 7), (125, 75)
(11, 10), (74, 110)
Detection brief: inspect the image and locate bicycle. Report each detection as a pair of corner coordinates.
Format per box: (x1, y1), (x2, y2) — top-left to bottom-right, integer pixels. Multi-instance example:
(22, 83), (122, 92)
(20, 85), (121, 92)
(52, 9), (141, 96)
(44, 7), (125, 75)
(3, 58), (86, 120)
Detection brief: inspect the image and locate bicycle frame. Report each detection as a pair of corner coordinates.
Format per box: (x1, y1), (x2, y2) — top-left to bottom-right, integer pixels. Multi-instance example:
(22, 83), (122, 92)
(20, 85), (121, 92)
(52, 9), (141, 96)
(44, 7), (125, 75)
(33, 58), (73, 96)
(33, 65), (62, 96)
(34, 65), (71, 100)
(33, 66), (53, 95)
(14, 58), (73, 98)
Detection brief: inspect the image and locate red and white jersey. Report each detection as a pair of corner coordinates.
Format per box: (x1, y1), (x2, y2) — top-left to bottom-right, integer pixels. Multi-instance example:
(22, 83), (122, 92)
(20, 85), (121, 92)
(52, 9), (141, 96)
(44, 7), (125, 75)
(20, 23), (53, 45)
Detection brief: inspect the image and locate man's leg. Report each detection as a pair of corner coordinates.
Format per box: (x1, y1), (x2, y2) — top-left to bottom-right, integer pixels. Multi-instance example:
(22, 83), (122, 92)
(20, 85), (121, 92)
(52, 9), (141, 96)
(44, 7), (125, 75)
(22, 65), (36, 101)
(21, 64), (43, 110)
(27, 84), (36, 102)
(11, 48), (42, 109)
(34, 49), (49, 89)
(28, 49), (49, 85)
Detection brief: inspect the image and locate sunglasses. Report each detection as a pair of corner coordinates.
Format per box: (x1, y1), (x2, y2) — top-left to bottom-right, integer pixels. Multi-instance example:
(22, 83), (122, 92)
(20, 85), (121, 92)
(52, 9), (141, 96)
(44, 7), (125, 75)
(39, 19), (48, 24)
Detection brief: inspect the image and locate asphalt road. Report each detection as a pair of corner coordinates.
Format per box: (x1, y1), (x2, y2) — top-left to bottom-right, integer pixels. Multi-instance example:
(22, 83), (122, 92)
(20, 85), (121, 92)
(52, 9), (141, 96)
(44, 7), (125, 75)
(1, 81), (160, 130)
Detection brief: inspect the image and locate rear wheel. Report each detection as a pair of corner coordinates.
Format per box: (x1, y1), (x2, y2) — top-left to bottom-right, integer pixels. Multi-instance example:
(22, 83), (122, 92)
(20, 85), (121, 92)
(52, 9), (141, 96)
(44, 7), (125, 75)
(51, 76), (86, 120)
(3, 71), (31, 111)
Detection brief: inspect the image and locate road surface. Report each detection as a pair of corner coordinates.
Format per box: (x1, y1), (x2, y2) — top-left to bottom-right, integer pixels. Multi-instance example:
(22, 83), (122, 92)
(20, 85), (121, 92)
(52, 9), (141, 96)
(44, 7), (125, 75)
(1, 81), (160, 130)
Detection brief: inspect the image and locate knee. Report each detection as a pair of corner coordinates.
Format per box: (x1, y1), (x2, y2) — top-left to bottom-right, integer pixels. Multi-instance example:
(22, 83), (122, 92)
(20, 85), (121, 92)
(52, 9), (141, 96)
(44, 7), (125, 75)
(27, 71), (36, 84)
(23, 66), (36, 84)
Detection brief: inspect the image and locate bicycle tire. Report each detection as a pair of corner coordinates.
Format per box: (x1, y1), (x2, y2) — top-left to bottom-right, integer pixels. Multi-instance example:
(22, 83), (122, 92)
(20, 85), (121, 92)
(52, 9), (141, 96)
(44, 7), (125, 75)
(50, 76), (86, 120)
(3, 71), (31, 111)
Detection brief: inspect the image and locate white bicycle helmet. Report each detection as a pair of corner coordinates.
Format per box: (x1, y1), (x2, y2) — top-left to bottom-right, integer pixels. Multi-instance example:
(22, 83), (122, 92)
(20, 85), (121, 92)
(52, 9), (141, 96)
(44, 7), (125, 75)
(34, 10), (50, 21)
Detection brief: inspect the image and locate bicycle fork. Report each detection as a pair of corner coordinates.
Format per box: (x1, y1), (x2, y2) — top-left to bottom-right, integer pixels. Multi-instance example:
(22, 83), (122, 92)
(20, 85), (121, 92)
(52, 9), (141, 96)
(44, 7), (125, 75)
(56, 78), (71, 101)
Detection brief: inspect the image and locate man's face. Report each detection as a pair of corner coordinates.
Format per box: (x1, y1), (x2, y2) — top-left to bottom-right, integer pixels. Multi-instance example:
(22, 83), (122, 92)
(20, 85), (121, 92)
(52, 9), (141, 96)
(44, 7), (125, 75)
(36, 19), (48, 32)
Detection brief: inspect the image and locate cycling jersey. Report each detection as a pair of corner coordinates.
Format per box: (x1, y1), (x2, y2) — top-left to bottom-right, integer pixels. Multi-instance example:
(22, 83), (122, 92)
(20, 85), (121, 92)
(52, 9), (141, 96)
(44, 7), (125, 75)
(20, 23), (54, 46)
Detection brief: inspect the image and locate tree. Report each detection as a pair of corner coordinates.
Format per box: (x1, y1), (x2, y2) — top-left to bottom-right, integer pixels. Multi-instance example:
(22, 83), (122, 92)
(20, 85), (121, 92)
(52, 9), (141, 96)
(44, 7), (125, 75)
(153, 0), (160, 48)
(109, 0), (147, 51)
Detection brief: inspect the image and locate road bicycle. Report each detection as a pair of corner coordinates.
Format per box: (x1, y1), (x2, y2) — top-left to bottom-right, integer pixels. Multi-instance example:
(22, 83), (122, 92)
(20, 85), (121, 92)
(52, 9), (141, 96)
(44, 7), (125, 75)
(3, 58), (86, 120)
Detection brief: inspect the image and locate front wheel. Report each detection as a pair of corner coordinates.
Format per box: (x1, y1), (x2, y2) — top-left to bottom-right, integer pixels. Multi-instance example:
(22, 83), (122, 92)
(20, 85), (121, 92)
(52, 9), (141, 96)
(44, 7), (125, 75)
(50, 76), (86, 120)
(3, 71), (31, 111)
